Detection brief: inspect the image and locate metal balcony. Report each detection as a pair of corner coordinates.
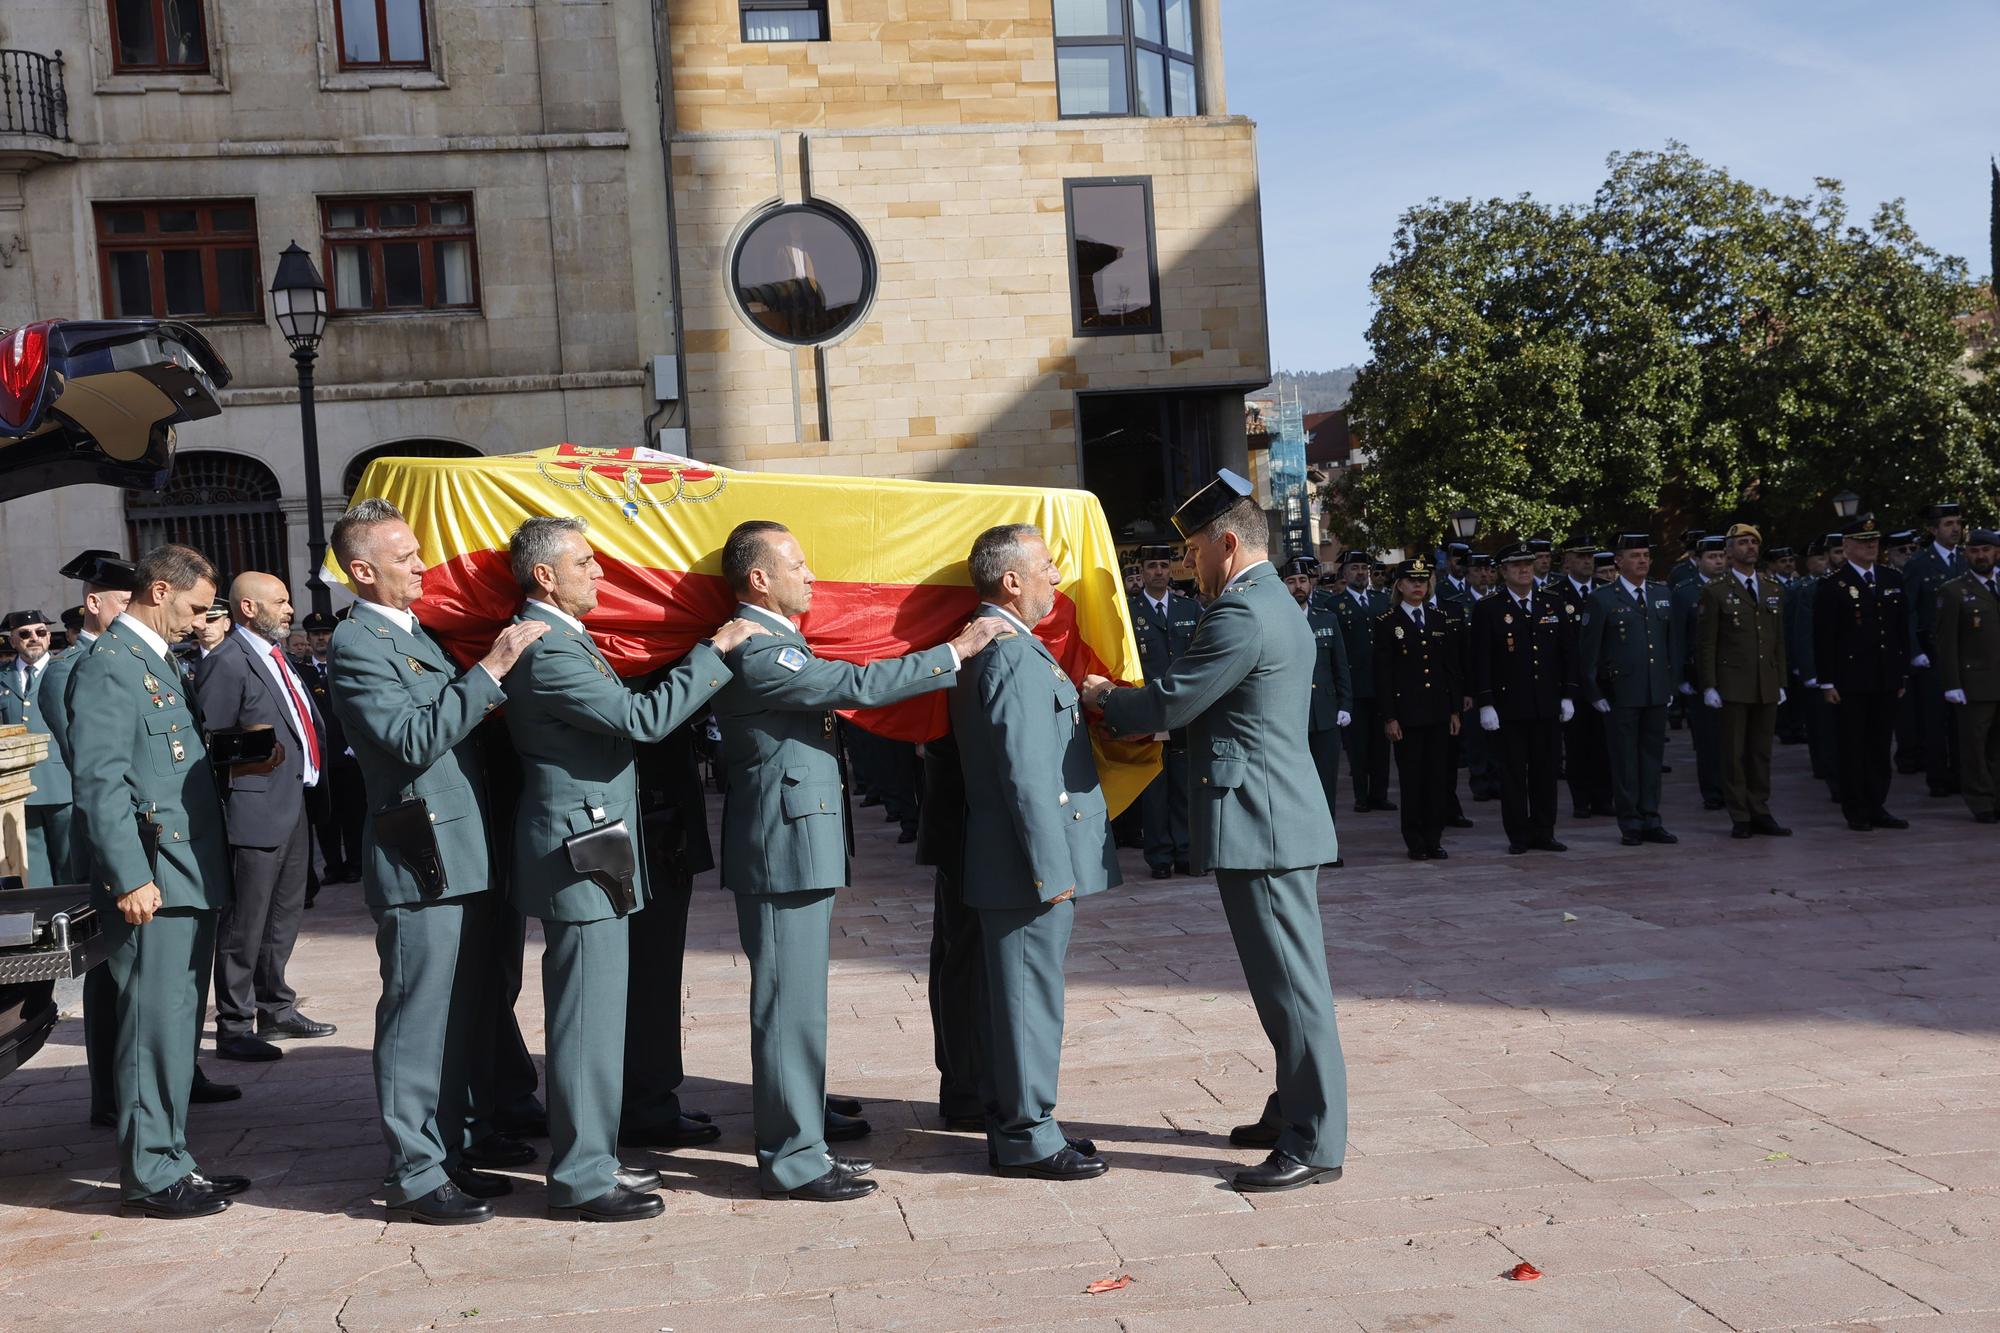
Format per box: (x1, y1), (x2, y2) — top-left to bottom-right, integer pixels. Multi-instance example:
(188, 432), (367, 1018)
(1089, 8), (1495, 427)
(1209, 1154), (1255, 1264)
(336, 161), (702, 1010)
(0, 50), (70, 144)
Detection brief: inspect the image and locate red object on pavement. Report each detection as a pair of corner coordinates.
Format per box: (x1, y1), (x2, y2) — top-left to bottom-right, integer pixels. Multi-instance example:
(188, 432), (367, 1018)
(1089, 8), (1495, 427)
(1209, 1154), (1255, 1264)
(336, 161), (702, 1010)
(1505, 1262), (1543, 1281)
(1085, 1275), (1134, 1294)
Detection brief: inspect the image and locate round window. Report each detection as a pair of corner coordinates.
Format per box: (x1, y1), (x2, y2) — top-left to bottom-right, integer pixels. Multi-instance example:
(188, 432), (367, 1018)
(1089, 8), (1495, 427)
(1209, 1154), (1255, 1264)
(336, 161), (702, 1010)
(730, 204), (876, 346)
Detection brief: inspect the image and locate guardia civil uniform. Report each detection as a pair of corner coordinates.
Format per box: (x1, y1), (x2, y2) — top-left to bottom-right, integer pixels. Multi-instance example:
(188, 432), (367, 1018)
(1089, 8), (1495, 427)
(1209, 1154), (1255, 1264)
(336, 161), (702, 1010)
(42, 632), (116, 1120)
(949, 603), (1118, 1167)
(1694, 543), (1789, 832)
(502, 601), (730, 1212)
(1934, 539), (2000, 821)
(712, 605), (958, 1193)
(1904, 507), (1967, 798)
(1577, 541), (1680, 843)
(69, 613), (232, 1204)
(1304, 597), (1352, 832)
(1128, 573), (1202, 874)
(0, 617), (74, 887)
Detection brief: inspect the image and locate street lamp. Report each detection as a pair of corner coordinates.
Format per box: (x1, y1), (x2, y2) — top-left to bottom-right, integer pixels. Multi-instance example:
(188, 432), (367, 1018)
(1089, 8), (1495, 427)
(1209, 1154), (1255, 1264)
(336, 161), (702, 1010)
(1831, 491), (1860, 520)
(1449, 507), (1479, 541)
(270, 241), (331, 617)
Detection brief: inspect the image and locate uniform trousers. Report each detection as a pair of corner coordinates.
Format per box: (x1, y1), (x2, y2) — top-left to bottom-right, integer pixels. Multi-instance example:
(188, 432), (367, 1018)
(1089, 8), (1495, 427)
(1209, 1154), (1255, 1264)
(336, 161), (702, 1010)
(1215, 868), (1347, 1170)
(484, 900), (543, 1130)
(734, 888), (838, 1191)
(928, 868), (987, 1121)
(1460, 710), (1502, 800)
(1495, 719), (1559, 846)
(1955, 701), (2000, 817)
(622, 862), (695, 1134)
(1805, 688), (1841, 790)
(1833, 690), (1897, 822)
(24, 803), (73, 890)
(105, 905), (216, 1199)
(976, 896), (1075, 1165)
(1919, 667), (1961, 795)
(1605, 705), (1668, 833)
(214, 806), (310, 1037)
(540, 914), (630, 1208)
(1717, 701), (1778, 822)
(1342, 699), (1392, 809)
(1563, 706), (1614, 815)
(315, 756), (367, 873)
(1686, 693), (1723, 804)
(1894, 676), (1926, 773)
(372, 892), (498, 1205)
(1140, 744), (1190, 870)
(1307, 727), (1343, 829)
(1392, 721), (1451, 854)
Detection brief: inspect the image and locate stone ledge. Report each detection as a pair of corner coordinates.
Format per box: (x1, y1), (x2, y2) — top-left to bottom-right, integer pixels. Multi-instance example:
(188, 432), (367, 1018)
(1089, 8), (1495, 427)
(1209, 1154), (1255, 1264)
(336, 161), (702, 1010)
(78, 132), (631, 162)
(217, 369), (644, 407)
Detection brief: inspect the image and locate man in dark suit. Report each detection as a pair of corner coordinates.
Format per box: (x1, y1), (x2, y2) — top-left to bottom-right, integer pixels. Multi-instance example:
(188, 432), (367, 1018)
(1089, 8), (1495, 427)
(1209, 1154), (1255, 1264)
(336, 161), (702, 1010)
(296, 610), (364, 883)
(1470, 542), (1574, 854)
(1375, 559), (1461, 860)
(1815, 518), (1911, 832)
(1127, 543), (1201, 877)
(196, 572), (337, 1062)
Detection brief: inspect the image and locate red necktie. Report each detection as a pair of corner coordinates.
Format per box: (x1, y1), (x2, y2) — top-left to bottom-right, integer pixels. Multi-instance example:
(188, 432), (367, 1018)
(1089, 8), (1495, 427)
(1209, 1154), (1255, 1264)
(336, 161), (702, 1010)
(271, 644), (323, 771)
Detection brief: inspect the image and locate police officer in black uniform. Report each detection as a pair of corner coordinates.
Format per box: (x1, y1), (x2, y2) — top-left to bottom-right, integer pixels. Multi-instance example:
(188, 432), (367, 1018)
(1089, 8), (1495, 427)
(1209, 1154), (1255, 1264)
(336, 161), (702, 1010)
(1471, 542), (1574, 854)
(1283, 556), (1351, 856)
(1332, 550), (1391, 812)
(1128, 543), (1201, 877)
(1814, 517), (1911, 832)
(1376, 559), (1461, 860)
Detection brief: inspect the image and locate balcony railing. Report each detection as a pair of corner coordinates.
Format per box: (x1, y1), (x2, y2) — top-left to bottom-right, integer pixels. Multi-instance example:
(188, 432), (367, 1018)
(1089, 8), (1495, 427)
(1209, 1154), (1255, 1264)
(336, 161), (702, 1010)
(0, 50), (70, 143)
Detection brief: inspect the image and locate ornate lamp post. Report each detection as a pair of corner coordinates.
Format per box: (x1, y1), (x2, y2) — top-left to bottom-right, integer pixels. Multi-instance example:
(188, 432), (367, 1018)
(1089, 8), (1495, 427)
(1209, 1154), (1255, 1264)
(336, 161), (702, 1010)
(270, 241), (331, 616)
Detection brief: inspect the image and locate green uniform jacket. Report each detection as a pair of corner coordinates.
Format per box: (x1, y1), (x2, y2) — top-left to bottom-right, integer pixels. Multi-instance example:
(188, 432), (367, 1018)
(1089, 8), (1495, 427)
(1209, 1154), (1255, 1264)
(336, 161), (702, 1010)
(0, 653), (72, 806)
(1904, 544), (1965, 657)
(501, 604), (729, 922)
(327, 607), (508, 909)
(1935, 573), (2000, 702)
(1306, 604), (1353, 731)
(1331, 586), (1384, 699)
(39, 644), (88, 770)
(1099, 562), (1337, 874)
(1696, 573), (1786, 703)
(1578, 579), (1680, 708)
(1784, 575), (1818, 682)
(948, 606), (1120, 910)
(714, 608), (957, 895)
(67, 621), (230, 909)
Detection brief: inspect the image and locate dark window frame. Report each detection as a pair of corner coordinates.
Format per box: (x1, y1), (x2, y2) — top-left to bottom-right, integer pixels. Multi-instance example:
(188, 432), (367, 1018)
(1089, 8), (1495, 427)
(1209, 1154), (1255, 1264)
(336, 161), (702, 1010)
(107, 0), (212, 75)
(739, 0), (829, 43)
(320, 194), (482, 316)
(93, 199), (263, 322)
(729, 201), (878, 347)
(332, 0), (434, 71)
(1053, 0), (1202, 120)
(1064, 176), (1162, 338)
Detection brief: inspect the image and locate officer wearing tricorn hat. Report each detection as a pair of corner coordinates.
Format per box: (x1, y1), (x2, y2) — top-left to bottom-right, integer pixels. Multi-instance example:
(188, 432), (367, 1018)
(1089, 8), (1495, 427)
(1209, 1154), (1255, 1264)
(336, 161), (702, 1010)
(0, 604), (69, 887)
(1578, 534), (1680, 847)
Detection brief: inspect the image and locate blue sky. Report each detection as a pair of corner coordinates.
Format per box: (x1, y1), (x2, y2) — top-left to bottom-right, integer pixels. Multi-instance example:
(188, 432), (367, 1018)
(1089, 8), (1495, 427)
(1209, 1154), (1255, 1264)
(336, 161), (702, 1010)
(1220, 0), (2000, 370)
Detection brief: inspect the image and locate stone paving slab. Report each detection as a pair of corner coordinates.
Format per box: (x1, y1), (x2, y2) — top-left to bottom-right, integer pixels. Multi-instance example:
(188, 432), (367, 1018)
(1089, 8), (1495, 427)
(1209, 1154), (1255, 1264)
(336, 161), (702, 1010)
(3, 727), (1998, 1330)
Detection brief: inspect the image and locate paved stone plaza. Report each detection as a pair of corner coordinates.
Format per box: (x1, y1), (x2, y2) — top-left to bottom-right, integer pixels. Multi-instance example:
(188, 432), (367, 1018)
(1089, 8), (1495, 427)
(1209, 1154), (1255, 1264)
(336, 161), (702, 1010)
(3, 727), (1998, 1332)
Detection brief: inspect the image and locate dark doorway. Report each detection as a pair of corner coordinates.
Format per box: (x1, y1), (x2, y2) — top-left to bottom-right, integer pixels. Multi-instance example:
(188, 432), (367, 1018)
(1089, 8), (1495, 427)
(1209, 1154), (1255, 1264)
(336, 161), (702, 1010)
(125, 450), (287, 588)
(1077, 390), (1217, 542)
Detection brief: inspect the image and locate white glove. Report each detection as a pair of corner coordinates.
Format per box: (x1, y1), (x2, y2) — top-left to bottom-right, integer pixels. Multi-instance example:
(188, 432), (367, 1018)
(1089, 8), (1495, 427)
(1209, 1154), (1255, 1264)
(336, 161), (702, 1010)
(1678, 681), (1694, 696)
(1336, 710), (1351, 728)
(1703, 688), (1723, 710)
(1778, 688), (1787, 705)
(1592, 699), (1611, 715)
(1559, 698), (1574, 723)
(1479, 706), (1500, 732)
(1946, 688), (1967, 705)
(1803, 678), (1818, 688)
(1912, 653), (1931, 669)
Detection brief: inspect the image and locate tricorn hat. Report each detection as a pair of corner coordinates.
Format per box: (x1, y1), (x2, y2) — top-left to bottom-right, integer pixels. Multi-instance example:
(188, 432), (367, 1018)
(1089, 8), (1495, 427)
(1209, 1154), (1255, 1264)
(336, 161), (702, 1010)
(2, 609), (51, 632)
(58, 549), (141, 592)
(1135, 544), (1176, 563)
(1170, 469), (1255, 538)
(1615, 533), (1652, 553)
(1280, 555), (1319, 578)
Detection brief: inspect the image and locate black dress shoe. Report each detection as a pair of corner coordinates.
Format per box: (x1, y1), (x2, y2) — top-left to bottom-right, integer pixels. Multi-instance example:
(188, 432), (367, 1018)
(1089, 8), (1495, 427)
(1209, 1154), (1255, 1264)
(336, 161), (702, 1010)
(191, 1066), (241, 1103)
(1229, 1122), (1280, 1149)
(896, 827), (918, 844)
(1846, 818), (1873, 832)
(1621, 833), (1643, 846)
(833, 1155), (874, 1176)
(122, 1174), (230, 1218)
(1447, 816), (1475, 829)
(461, 1133), (538, 1169)
(1871, 812), (1910, 830)
(389, 1182), (494, 1225)
(1639, 828), (1678, 844)
(1731, 823), (1754, 839)
(445, 1166), (514, 1199)
(1507, 843), (1528, 855)
(1427, 846), (1448, 860)
(1595, 804), (1618, 818)
(827, 1095), (863, 1117)
(1233, 1151), (1343, 1193)
(258, 1013), (337, 1040)
(994, 1146), (1107, 1181)
(622, 1114), (722, 1149)
(825, 1109), (872, 1142)
(90, 1109), (115, 1128)
(549, 1184), (664, 1222)
(1750, 817), (1792, 836)
(1406, 850), (1428, 861)
(766, 1168), (878, 1202)
(1572, 807), (1592, 819)
(1354, 803), (1370, 814)
(1371, 800), (1398, 811)
(187, 1171), (251, 1198)
(987, 1138), (1095, 1168)
(1150, 866), (1173, 880)
(1531, 839), (1567, 852)
(215, 1034), (283, 1063)
(614, 1164), (663, 1193)
(1330, 858), (1344, 869)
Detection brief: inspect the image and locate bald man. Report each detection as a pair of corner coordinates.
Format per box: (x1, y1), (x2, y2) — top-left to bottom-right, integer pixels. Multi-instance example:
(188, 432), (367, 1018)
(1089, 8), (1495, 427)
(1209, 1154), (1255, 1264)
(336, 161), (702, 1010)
(195, 574), (336, 1063)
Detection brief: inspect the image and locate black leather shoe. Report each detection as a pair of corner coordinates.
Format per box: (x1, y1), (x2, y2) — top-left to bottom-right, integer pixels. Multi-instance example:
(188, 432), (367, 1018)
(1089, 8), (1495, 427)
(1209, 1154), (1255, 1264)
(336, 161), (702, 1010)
(1354, 803), (1370, 814)
(549, 1184), (664, 1222)
(1507, 843), (1528, 855)
(766, 1168), (878, 1202)
(896, 827), (918, 844)
(1750, 817), (1792, 836)
(90, 1110), (115, 1128)
(122, 1174), (230, 1218)
(827, 1095), (863, 1117)
(622, 1114), (721, 1148)
(388, 1182), (494, 1225)
(215, 1034), (282, 1062)
(187, 1171), (251, 1198)
(1427, 846), (1448, 860)
(1233, 1151), (1343, 1193)
(1150, 866), (1172, 879)
(257, 1013), (337, 1040)
(995, 1146), (1107, 1181)
(1731, 823), (1754, 839)
(943, 1113), (985, 1132)
(1639, 828), (1678, 844)
(461, 1133), (538, 1169)
(445, 1167), (514, 1199)
(1229, 1122), (1280, 1149)
(1447, 816), (1475, 829)
(1371, 800), (1398, 811)
(1871, 812), (1910, 830)
(1572, 807), (1592, 819)
(1406, 850), (1428, 861)
(191, 1066), (241, 1103)
(987, 1138), (1095, 1167)
(1531, 839), (1567, 852)
(1330, 857), (1345, 868)
(1621, 833), (1643, 846)
(825, 1109), (872, 1142)
(833, 1155), (874, 1176)
(614, 1164), (662, 1193)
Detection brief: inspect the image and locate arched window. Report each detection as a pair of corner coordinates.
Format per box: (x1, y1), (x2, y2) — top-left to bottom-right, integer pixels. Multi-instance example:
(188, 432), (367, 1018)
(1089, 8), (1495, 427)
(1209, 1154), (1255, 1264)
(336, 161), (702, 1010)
(343, 439), (481, 498)
(125, 451), (287, 587)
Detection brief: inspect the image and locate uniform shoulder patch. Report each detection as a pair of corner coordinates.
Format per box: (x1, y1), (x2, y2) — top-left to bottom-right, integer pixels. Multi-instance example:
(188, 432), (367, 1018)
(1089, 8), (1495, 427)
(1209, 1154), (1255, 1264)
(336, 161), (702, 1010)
(775, 646), (809, 672)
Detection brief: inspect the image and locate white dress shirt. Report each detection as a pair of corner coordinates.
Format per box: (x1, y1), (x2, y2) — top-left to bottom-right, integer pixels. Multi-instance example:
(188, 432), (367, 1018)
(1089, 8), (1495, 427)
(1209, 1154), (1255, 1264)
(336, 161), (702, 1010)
(234, 624), (320, 786)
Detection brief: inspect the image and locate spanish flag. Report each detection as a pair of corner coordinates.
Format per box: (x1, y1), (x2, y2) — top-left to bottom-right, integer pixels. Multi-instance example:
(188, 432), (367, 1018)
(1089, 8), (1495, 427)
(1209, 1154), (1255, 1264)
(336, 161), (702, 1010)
(351, 445), (1157, 813)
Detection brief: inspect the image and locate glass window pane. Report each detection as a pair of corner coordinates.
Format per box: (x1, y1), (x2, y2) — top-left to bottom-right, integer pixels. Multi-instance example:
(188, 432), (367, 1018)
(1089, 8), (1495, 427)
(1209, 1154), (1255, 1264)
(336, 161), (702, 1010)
(109, 252), (154, 317)
(328, 204), (366, 230)
(433, 200), (469, 226)
(383, 243), (424, 306)
(744, 9), (822, 41)
(1057, 46), (1128, 116)
(163, 0), (206, 65)
(385, 0), (428, 62)
(732, 207), (874, 344)
(1070, 183), (1155, 331)
(1130, 0), (1160, 45)
(333, 245), (371, 309)
(380, 202), (419, 229)
(1168, 57), (1197, 115)
(103, 209), (148, 236)
(1163, 0), (1194, 53)
(339, 0), (382, 63)
(162, 250), (205, 315)
(157, 209), (198, 233)
(435, 240), (473, 305)
(114, 0), (158, 67)
(1054, 0), (1122, 38)
(209, 206), (253, 233)
(214, 248), (257, 314)
(1134, 49), (1166, 117)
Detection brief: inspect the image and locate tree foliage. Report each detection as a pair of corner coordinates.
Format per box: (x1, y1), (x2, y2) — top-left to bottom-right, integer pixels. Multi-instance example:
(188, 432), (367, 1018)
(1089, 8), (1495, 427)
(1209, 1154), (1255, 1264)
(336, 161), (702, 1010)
(1343, 144), (1997, 549)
